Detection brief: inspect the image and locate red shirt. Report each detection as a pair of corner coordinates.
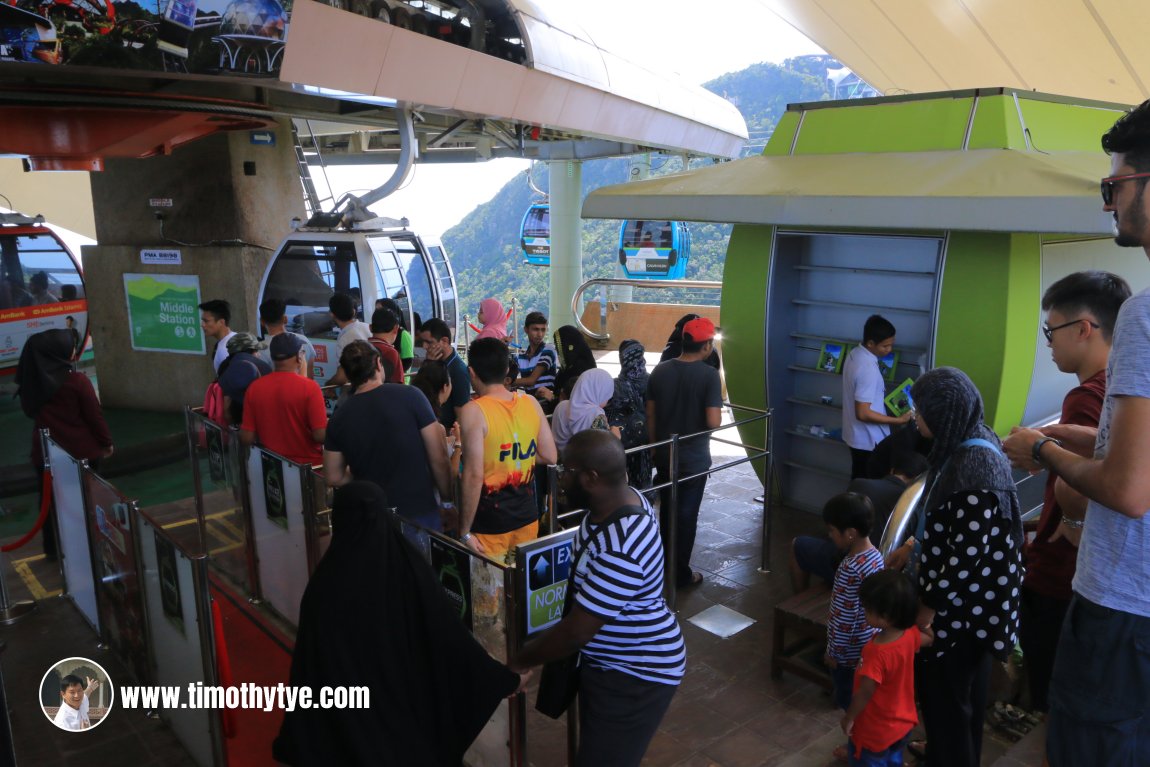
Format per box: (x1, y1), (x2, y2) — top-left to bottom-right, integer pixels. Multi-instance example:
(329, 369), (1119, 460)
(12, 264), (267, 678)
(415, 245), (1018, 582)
(1023, 369), (1105, 600)
(851, 627), (920, 755)
(369, 338), (404, 384)
(241, 372), (327, 465)
(31, 372), (112, 466)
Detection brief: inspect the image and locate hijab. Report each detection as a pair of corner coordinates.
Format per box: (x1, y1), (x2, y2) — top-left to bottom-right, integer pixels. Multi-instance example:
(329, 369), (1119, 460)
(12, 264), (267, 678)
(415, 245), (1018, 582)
(15, 329), (75, 418)
(613, 339), (648, 409)
(659, 313), (721, 369)
(553, 368), (615, 451)
(274, 482), (518, 766)
(474, 298), (509, 340)
(554, 325), (595, 375)
(912, 367), (1022, 546)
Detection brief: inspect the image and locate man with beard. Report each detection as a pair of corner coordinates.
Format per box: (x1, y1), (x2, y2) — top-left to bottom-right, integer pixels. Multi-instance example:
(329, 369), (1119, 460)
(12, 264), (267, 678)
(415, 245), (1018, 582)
(1004, 102), (1150, 766)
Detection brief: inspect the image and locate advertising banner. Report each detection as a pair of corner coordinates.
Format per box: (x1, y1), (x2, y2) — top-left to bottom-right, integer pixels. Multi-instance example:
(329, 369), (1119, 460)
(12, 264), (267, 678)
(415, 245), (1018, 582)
(123, 273), (204, 354)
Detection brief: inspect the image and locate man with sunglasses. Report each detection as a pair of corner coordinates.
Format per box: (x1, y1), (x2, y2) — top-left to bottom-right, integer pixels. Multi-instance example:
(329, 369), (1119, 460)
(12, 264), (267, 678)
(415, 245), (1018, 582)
(1006, 271), (1129, 718)
(1004, 104), (1150, 766)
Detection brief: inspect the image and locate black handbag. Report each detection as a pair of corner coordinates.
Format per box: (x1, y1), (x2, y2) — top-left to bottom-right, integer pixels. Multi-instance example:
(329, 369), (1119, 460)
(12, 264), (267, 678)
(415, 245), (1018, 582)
(534, 504), (644, 719)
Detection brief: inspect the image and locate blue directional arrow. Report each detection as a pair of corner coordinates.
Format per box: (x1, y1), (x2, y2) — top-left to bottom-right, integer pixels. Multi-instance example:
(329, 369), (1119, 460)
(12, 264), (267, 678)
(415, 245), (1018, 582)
(534, 555), (550, 578)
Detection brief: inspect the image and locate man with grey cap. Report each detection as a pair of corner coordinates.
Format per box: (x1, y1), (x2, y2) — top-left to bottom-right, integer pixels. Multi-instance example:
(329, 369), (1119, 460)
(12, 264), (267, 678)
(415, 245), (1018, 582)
(217, 332), (271, 424)
(241, 333), (327, 466)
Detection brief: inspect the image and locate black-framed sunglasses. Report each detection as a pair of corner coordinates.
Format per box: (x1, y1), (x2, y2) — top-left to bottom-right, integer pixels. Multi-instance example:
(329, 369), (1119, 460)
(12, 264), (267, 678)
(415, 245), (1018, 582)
(1042, 318), (1100, 342)
(1100, 172), (1150, 205)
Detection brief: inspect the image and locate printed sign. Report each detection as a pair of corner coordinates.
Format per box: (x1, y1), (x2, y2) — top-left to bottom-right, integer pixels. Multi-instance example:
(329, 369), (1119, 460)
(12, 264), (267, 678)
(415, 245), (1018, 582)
(250, 130), (276, 146)
(430, 537), (472, 630)
(148, 198), (174, 208)
(140, 249), (182, 265)
(263, 451), (287, 530)
(155, 530), (185, 637)
(123, 273), (204, 354)
(524, 537), (574, 635)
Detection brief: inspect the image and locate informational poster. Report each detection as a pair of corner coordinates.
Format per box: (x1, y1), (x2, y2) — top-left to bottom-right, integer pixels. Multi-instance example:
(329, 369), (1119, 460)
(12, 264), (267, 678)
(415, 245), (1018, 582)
(204, 421), (226, 484)
(262, 451), (287, 530)
(155, 530), (185, 638)
(86, 473), (149, 685)
(123, 273), (204, 354)
(430, 537), (472, 630)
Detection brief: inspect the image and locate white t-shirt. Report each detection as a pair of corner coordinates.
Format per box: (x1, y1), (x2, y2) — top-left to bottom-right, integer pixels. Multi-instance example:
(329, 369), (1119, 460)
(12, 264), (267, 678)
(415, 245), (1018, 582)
(213, 330), (237, 374)
(53, 695), (90, 730)
(841, 344), (889, 451)
(336, 321), (371, 351)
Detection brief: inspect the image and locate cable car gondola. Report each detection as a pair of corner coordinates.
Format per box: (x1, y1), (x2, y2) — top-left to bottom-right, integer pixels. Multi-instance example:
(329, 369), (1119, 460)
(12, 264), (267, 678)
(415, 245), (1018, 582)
(256, 215), (458, 382)
(617, 219), (690, 280)
(520, 203), (550, 266)
(0, 212), (88, 374)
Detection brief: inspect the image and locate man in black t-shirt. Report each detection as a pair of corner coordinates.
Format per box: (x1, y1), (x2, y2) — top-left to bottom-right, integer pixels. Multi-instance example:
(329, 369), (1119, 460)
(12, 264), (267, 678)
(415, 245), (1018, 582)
(646, 317), (723, 588)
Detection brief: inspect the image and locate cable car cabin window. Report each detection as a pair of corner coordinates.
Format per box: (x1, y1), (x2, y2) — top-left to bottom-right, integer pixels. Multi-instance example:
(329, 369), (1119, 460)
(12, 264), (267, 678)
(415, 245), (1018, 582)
(621, 220), (673, 250)
(427, 245), (456, 330)
(0, 233), (82, 309)
(524, 207), (549, 239)
(264, 243), (361, 339)
(393, 238), (435, 331)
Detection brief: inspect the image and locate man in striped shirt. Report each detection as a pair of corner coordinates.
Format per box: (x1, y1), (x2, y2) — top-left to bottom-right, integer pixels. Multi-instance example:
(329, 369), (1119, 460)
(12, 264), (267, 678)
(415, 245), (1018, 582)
(512, 430), (685, 766)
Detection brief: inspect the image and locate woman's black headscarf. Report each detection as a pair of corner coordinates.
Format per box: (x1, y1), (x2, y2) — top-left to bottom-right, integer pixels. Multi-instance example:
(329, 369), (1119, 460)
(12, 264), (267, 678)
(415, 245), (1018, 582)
(273, 482), (518, 766)
(15, 329), (75, 418)
(911, 367), (1022, 546)
(553, 325), (596, 395)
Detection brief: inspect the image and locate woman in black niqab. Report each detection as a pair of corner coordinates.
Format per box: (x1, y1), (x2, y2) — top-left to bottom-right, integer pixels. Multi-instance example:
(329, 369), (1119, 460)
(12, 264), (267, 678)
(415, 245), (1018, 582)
(273, 482), (519, 766)
(660, 313), (720, 369)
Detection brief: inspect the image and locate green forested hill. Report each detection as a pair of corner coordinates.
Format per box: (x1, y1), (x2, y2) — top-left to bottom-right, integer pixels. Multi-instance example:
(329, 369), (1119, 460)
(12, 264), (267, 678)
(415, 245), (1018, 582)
(442, 56), (840, 320)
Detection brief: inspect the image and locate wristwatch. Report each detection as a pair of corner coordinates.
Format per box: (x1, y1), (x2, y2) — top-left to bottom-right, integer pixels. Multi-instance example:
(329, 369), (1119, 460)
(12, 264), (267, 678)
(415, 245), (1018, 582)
(1032, 436), (1063, 467)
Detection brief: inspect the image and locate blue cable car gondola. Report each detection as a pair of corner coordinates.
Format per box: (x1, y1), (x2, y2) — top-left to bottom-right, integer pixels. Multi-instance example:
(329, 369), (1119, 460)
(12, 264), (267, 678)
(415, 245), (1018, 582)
(618, 219), (690, 279)
(520, 203), (550, 266)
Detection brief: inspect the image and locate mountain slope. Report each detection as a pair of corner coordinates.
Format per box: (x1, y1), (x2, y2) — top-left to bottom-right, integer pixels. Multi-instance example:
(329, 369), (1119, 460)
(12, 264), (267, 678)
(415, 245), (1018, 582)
(442, 56), (838, 321)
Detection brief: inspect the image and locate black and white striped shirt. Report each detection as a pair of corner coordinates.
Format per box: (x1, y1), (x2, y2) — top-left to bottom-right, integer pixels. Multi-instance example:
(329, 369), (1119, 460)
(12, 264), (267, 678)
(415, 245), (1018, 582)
(573, 492), (686, 685)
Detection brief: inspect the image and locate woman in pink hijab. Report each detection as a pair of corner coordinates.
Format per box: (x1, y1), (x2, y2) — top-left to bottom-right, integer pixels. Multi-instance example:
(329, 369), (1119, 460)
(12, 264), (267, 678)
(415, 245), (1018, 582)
(473, 298), (510, 341)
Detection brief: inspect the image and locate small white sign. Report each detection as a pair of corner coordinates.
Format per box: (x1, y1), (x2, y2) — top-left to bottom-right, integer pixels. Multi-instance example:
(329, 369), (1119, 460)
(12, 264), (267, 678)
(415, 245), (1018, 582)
(149, 198), (173, 208)
(140, 249), (182, 265)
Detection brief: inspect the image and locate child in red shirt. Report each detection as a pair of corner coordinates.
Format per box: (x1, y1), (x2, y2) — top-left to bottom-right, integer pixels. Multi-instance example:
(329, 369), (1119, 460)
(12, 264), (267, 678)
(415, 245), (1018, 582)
(841, 570), (934, 766)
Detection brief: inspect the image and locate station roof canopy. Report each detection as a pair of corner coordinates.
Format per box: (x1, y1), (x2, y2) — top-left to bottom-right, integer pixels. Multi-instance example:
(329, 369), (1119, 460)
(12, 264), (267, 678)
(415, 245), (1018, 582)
(278, 0), (748, 161)
(582, 148), (1115, 234)
(758, 0), (1150, 106)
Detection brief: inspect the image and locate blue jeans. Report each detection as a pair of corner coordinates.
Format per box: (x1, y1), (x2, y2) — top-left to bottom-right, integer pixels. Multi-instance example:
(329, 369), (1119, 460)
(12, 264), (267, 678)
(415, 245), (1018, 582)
(849, 732), (909, 766)
(1047, 594), (1150, 767)
(793, 535), (843, 584)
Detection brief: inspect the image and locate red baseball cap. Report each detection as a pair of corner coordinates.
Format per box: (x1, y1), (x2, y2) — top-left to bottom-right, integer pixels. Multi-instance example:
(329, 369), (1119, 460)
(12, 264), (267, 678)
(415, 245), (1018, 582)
(683, 317), (716, 343)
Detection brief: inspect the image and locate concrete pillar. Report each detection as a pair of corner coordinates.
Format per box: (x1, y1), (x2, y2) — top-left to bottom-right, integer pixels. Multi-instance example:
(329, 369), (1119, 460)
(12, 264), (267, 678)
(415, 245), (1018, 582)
(84, 117), (305, 411)
(548, 160), (583, 329)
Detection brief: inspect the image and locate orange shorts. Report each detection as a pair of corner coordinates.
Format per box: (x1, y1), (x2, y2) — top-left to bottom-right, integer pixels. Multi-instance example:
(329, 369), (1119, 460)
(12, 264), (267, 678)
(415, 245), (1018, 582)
(473, 520), (539, 564)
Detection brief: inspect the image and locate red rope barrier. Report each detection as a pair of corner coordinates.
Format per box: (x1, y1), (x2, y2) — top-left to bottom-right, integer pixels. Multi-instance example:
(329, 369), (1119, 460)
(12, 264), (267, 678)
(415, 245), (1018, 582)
(1, 471), (52, 553)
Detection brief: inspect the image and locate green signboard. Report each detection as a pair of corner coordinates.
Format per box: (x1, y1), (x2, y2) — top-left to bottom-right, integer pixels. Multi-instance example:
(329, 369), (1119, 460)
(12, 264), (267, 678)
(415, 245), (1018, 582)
(123, 273), (204, 354)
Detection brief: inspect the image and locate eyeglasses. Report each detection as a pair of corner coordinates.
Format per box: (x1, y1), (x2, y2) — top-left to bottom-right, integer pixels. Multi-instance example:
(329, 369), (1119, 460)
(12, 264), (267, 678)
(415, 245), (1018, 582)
(1100, 172), (1150, 205)
(1042, 318), (1100, 342)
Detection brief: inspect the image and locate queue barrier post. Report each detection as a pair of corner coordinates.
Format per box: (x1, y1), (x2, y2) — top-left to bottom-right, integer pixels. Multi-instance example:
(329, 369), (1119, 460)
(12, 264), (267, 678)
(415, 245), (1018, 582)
(666, 434), (680, 608)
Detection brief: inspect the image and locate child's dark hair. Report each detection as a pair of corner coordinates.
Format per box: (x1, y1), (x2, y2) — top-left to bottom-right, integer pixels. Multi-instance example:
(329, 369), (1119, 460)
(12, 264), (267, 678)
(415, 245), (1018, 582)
(822, 492), (873, 537)
(60, 674), (84, 693)
(859, 570), (918, 630)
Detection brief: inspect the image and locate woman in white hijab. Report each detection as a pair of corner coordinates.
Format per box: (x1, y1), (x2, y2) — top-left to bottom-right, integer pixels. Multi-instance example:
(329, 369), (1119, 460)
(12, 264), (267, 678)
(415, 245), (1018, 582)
(551, 368), (619, 453)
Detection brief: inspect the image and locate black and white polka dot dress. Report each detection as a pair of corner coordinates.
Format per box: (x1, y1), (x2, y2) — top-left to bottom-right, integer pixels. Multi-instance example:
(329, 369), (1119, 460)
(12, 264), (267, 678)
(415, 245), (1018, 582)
(918, 489), (1022, 660)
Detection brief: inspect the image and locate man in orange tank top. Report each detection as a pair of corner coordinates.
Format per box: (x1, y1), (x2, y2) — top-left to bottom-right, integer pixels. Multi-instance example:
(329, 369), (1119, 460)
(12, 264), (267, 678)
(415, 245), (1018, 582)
(458, 338), (558, 562)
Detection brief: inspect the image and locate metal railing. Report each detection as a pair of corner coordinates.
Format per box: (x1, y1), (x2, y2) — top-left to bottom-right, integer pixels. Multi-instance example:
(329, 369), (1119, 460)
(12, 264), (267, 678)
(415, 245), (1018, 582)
(543, 401), (774, 608)
(570, 277), (722, 341)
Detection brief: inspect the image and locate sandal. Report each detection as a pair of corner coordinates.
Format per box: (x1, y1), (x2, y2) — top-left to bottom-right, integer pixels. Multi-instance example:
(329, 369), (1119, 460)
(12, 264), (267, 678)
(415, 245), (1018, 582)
(832, 745), (849, 762)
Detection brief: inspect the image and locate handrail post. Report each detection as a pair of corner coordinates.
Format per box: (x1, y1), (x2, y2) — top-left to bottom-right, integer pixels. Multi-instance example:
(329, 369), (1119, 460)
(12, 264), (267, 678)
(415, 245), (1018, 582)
(760, 411), (773, 572)
(233, 428), (262, 602)
(665, 435), (679, 609)
(547, 464), (560, 536)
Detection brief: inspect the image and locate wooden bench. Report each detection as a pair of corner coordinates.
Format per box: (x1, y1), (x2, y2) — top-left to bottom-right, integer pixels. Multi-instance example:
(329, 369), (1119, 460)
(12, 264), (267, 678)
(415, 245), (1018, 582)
(770, 585), (833, 691)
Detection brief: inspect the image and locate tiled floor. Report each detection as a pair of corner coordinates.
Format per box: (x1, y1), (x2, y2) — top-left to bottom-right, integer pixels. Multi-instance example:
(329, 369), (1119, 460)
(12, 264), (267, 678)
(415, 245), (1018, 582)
(0, 400), (1045, 766)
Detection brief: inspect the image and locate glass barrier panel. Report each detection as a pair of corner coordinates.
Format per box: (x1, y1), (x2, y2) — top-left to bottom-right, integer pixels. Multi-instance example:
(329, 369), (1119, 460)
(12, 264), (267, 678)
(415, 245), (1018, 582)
(247, 447), (311, 625)
(188, 411), (253, 595)
(45, 435), (99, 631)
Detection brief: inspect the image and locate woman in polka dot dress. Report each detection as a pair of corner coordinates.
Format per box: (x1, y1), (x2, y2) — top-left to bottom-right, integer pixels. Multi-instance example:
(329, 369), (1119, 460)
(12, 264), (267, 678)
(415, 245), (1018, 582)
(910, 367), (1023, 767)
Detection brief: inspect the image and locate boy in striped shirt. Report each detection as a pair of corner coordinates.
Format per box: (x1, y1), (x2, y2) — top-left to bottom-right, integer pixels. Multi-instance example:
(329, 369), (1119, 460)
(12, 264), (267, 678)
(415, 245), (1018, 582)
(823, 492), (885, 760)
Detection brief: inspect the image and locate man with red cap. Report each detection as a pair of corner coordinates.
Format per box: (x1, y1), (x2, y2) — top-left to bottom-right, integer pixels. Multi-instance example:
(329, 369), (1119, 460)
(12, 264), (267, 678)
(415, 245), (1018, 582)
(645, 316), (723, 588)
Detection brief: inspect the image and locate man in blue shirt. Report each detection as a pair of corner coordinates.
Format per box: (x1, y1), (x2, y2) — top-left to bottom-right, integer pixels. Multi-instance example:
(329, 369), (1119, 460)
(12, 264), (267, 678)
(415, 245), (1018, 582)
(515, 311), (557, 397)
(1004, 101), (1150, 767)
(417, 318), (470, 430)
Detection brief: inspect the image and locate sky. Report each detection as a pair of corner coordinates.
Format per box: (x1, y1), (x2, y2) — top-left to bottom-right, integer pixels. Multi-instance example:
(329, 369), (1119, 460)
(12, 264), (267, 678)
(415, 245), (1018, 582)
(312, 0), (824, 242)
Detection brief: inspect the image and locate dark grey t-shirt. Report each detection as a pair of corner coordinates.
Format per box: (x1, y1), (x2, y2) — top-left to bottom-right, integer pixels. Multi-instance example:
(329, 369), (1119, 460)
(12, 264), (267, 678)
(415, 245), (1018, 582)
(646, 358), (723, 474)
